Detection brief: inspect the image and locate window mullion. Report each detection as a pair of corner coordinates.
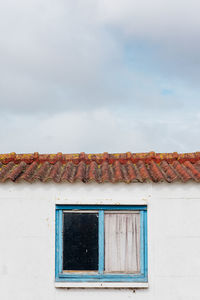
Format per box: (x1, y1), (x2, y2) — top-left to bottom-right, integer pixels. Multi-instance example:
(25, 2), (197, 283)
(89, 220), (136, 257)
(58, 209), (63, 274)
(140, 210), (144, 275)
(144, 210), (148, 278)
(98, 210), (104, 275)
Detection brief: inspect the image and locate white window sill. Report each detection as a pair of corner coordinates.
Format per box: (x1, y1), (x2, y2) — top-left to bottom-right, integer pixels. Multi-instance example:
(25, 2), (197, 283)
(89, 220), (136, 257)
(55, 282), (148, 289)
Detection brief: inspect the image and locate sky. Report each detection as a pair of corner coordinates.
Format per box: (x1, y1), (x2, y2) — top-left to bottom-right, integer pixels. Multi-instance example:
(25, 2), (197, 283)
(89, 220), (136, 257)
(0, 0), (200, 154)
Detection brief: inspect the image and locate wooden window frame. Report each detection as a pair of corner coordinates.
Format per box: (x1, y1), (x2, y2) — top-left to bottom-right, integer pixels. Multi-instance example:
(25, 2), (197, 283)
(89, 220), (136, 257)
(55, 205), (148, 283)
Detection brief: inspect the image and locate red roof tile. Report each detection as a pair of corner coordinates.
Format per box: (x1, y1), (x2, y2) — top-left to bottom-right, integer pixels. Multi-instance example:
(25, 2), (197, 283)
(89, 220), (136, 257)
(0, 152), (200, 183)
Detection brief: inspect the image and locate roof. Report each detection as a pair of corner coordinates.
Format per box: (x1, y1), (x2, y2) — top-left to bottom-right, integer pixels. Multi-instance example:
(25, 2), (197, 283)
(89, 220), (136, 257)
(0, 152), (200, 183)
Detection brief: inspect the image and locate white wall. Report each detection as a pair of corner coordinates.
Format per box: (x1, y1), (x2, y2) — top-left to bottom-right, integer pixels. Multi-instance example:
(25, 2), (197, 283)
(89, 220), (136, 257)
(0, 182), (200, 300)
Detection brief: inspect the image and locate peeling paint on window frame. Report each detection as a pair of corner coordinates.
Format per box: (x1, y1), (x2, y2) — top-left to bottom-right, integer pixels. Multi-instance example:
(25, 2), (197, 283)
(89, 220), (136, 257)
(55, 205), (148, 283)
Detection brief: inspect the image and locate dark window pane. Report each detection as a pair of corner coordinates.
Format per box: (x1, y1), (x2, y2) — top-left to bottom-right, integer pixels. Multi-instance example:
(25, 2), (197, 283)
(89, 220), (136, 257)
(63, 212), (98, 271)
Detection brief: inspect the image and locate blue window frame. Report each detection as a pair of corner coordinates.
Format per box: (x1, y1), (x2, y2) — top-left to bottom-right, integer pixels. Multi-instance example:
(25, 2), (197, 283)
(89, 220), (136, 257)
(55, 205), (148, 282)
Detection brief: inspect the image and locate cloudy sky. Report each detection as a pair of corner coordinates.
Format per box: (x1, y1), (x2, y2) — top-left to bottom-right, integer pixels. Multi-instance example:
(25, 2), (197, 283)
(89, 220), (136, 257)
(0, 0), (200, 154)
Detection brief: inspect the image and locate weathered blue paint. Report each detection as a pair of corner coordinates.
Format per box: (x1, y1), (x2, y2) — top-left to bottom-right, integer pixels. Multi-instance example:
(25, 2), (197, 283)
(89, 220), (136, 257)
(55, 209), (59, 279)
(59, 273), (145, 279)
(98, 210), (104, 274)
(140, 210), (144, 275)
(56, 205), (147, 211)
(144, 210), (148, 279)
(56, 277), (148, 282)
(55, 205), (148, 282)
(58, 210), (63, 274)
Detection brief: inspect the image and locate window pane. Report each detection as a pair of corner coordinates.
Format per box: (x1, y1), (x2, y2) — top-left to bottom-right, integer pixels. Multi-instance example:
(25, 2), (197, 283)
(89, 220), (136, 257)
(63, 212), (98, 271)
(104, 212), (140, 273)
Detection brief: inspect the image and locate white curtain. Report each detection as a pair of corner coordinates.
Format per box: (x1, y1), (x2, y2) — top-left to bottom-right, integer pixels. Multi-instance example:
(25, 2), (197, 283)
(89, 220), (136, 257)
(104, 212), (140, 273)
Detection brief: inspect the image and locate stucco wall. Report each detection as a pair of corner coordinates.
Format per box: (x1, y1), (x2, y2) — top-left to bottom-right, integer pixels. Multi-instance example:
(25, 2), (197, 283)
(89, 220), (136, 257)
(0, 182), (200, 300)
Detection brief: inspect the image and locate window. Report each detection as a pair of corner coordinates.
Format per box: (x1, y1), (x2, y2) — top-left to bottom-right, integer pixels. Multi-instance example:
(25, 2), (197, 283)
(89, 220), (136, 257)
(55, 205), (147, 283)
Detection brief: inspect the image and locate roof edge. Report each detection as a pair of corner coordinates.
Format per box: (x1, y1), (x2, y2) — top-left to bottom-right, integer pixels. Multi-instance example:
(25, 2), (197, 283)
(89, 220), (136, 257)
(0, 152), (200, 165)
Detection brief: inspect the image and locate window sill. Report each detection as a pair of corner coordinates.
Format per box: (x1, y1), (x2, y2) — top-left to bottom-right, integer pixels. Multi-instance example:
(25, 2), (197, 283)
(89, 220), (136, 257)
(55, 282), (148, 289)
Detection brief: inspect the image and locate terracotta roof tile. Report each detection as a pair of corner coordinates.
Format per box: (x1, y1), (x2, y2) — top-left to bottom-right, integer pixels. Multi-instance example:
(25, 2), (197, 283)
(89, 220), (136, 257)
(6, 161), (26, 181)
(136, 160), (150, 182)
(120, 164), (130, 183)
(159, 160), (177, 183)
(148, 161), (165, 182)
(33, 161), (50, 182)
(0, 162), (15, 182)
(182, 161), (200, 182)
(101, 161), (110, 183)
(19, 161), (38, 182)
(75, 161), (86, 182)
(0, 152), (200, 183)
(61, 162), (73, 182)
(172, 161), (192, 182)
(46, 161), (62, 183)
(126, 161), (137, 182)
(88, 161), (98, 182)
(113, 160), (123, 182)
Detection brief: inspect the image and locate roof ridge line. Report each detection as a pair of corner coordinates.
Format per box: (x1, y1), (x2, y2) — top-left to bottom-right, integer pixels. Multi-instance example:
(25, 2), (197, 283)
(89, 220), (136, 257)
(0, 152), (200, 165)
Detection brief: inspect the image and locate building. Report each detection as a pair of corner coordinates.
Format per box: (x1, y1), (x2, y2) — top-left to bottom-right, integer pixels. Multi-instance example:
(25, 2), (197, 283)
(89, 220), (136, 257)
(0, 152), (200, 300)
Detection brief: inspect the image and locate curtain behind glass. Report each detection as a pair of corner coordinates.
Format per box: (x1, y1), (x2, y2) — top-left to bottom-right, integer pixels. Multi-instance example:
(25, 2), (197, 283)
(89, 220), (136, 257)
(105, 212), (140, 273)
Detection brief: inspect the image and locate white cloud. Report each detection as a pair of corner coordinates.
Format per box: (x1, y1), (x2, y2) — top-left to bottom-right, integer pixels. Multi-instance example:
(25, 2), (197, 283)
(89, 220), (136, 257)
(0, 0), (121, 112)
(97, 0), (200, 83)
(98, 0), (200, 43)
(0, 0), (199, 152)
(1, 109), (199, 153)
(1, 0), (200, 114)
